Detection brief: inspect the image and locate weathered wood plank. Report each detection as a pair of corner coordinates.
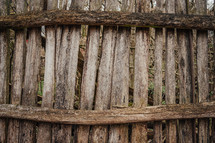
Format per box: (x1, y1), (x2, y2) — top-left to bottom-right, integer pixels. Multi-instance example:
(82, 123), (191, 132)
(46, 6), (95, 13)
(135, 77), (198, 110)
(176, 0), (195, 142)
(165, 1), (177, 142)
(1, 10), (215, 30)
(132, 1), (150, 142)
(195, 0), (210, 142)
(0, 102), (215, 125)
(153, 1), (165, 142)
(90, 1), (116, 142)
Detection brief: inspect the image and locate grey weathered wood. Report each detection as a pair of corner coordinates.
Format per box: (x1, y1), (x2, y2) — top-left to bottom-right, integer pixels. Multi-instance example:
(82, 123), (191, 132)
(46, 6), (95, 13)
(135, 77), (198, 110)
(108, 1), (134, 142)
(132, 1), (150, 142)
(165, 0), (177, 142)
(153, 1), (165, 142)
(0, 0), (8, 142)
(90, 1), (116, 142)
(2, 10), (215, 30)
(0, 102), (215, 125)
(213, 1), (215, 141)
(7, 0), (26, 142)
(176, 0), (195, 142)
(195, 0), (210, 142)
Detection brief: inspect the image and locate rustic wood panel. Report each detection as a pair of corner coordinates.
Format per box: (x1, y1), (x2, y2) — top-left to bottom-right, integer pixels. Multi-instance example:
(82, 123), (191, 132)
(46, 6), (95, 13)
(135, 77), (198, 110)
(0, 102), (215, 125)
(176, 0), (195, 142)
(0, 0), (8, 142)
(132, 1), (150, 142)
(153, 1), (165, 142)
(1, 10), (215, 30)
(196, 0), (210, 142)
(165, 1), (177, 142)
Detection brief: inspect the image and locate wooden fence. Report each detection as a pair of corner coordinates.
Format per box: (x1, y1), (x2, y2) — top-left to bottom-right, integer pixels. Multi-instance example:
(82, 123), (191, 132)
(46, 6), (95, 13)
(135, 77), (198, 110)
(0, 0), (215, 142)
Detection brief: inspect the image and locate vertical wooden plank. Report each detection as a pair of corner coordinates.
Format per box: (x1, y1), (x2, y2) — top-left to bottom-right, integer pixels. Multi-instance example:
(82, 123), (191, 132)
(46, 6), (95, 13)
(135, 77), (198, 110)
(195, 0), (210, 142)
(153, 1), (165, 142)
(19, 1), (43, 142)
(90, 0), (113, 142)
(176, 0), (195, 143)
(165, 0), (177, 143)
(131, 0), (150, 142)
(7, 0), (26, 142)
(212, 1), (215, 142)
(107, 1), (133, 143)
(0, 1), (8, 142)
(76, 1), (101, 142)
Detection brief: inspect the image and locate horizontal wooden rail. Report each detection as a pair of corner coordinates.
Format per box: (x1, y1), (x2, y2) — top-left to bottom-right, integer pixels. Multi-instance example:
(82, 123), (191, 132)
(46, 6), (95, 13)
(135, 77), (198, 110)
(0, 102), (214, 125)
(0, 10), (215, 30)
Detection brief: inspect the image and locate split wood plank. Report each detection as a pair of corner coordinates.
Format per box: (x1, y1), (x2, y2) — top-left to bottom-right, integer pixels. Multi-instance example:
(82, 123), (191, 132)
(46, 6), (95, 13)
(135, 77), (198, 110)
(132, 0), (150, 142)
(0, 101), (215, 125)
(7, 0), (26, 142)
(0, 0), (8, 142)
(196, 0), (210, 142)
(165, 0), (177, 142)
(90, 0), (113, 142)
(153, 0), (165, 142)
(176, 0), (195, 143)
(108, 1), (134, 142)
(1, 10), (215, 30)
(77, 1), (101, 142)
(36, 0), (57, 142)
(19, 1), (43, 142)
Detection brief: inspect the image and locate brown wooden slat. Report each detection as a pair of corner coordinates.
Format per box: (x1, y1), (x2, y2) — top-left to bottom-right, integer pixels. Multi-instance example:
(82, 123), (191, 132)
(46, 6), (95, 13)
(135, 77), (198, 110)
(1, 10), (215, 30)
(0, 102), (214, 125)
(196, 0), (210, 142)
(131, 0), (150, 142)
(165, 1), (177, 142)
(0, 1), (8, 142)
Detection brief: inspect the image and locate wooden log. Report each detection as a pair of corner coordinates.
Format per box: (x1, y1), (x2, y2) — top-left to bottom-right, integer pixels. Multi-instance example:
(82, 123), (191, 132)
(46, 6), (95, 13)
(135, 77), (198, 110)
(153, 1), (165, 142)
(1, 10), (215, 30)
(90, 0), (113, 143)
(196, 0), (210, 142)
(165, 1), (177, 143)
(0, 0), (8, 142)
(0, 102), (214, 125)
(176, 0), (195, 142)
(132, 1), (150, 142)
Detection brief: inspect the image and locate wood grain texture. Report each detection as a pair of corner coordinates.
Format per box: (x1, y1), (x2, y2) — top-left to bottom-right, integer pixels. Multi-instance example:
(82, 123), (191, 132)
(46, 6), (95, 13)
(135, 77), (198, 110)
(132, 1), (150, 142)
(165, 0), (177, 142)
(196, 0), (210, 142)
(2, 10), (215, 30)
(0, 102), (215, 125)
(90, 1), (115, 142)
(0, 0), (8, 142)
(176, 0), (195, 142)
(153, 1), (165, 142)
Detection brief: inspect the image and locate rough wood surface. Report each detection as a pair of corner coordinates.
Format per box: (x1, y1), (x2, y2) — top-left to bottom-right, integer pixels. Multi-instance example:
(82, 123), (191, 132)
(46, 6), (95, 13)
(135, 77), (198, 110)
(165, 1), (177, 142)
(153, 1), (165, 142)
(132, 1), (150, 142)
(1, 10), (215, 30)
(196, 0), (210, 142)
(0, 0), (8, 142)
(176, 0), (195, 142)
(0, 102), (214, 125)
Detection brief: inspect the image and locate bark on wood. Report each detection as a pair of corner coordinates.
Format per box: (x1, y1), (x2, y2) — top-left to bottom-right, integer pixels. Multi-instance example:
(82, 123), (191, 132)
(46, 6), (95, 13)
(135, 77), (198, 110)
(0, 102), (215, 125)
(213, 1), (215, 141)
(176, 0), (195, 142)
(2, 10), (215, 30)
(196, 0), (210, 142)
(165, 1), (177, 142)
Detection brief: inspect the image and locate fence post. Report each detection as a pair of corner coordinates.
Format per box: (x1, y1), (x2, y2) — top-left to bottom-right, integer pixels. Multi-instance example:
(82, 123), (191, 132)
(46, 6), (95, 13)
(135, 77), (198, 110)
(0, 0), (8, 142)
(196, 0), (210, 142)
